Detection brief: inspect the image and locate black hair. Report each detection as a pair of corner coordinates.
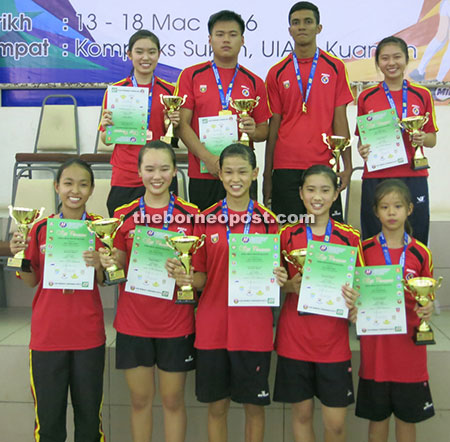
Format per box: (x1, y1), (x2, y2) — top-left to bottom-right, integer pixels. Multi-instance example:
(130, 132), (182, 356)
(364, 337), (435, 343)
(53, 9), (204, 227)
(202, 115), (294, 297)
(128, 29), (160, 52)
(373, 179), (413, 235)
(375, 36), (409, 65)
(56, 158), (94, 186)
(219, 143), (257, 169)
(301, 165), (338, 190)
(208, 10), (245, 35)
(289, 1), (320, 24)
(138, 140), (177, 169)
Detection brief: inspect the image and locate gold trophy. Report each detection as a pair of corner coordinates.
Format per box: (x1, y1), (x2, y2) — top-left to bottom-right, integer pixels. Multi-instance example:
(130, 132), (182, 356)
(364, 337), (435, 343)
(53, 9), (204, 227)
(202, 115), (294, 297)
(86, 215), (126, 286)
(322, 133), (351, 185)
(282, 248), (307, 275)
(399, 113), (430, 170)
(403, 276), (443, 345)
(230, 97), (260, 146)
(166, 234), (206, 304)
(7, 206), (45, 272)
(160, 94), (187, 145)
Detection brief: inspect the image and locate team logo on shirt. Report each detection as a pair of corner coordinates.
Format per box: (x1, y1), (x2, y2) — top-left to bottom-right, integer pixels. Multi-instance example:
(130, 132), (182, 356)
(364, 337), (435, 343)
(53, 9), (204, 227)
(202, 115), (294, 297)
(200, 85), (207, 93)
(321, 73), (330, 84)
(283, 80), (290, 89)
(241, 86), (250, 97)
(211, 233), (219, 243)
(412, 104), (420, 115)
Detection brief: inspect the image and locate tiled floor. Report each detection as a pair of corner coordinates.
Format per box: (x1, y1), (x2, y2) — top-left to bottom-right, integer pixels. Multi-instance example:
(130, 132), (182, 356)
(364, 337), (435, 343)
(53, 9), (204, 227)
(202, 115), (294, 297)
(0, 307), (449, 442)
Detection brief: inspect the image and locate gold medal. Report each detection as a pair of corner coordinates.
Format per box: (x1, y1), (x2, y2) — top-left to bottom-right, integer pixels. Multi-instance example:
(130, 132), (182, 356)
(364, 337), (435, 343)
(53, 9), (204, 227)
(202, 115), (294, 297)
(302, 102), (307, 114)
(219, 110), (232, 116)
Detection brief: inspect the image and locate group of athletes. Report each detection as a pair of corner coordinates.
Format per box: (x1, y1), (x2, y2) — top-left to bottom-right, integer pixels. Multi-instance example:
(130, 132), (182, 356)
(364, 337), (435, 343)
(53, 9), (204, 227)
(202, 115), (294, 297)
(9, 1), (439, 442)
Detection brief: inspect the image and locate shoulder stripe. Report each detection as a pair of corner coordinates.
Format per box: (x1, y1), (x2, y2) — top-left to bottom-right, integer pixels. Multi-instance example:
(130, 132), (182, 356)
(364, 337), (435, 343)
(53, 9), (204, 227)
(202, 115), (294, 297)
(238, 66), (256, 88)
(114, 198), (140, 214)
(192, 63), (212, 80)
(175, 196), (199, 212)
(274, 55), (292, 80)
(409, 82), (439, 132)
(319, 52), (338, 75)
(156, 79), (173, 95)
(279, 221), (301, 234)
(412, 239), (433, 271)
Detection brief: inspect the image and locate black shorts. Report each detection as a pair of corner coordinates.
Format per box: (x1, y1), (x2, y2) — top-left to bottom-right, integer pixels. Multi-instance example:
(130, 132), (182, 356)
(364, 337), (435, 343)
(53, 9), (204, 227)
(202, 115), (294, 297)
(195, 349), (271, 405)
(272, 169), (343, 223)
(189, 178), (257, 212)
(273, 355), (354, 407)
(115, 332), (195, 372)
(356, 378), (435, 423)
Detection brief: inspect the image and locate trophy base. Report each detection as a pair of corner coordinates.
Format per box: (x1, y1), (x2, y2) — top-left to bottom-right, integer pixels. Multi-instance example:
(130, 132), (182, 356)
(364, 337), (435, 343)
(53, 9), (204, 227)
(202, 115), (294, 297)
(7, 257), (32, 272)
(104, 269), (127, 286)
(412, 157), (430, 171)
(413, 328), (436, 345)
(176, 289), (196, 304)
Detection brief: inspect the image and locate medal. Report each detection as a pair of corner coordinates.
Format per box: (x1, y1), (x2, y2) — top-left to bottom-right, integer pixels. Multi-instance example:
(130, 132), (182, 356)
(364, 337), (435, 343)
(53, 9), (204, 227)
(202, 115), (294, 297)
(293, 48), (320, 116)
(302, 102), (307, 114)
(219, 110), (232, 116)
(211, 61), (239, 116)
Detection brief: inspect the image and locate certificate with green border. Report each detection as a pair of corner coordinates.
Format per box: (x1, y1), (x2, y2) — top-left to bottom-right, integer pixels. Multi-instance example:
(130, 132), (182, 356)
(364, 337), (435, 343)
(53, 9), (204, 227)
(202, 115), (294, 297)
(355, 265), (407, 335)
(298, 240), (357, 318)
(43, 218), (95, 290)
(125, 226), (178, 300)
(228, 233), (280, 307)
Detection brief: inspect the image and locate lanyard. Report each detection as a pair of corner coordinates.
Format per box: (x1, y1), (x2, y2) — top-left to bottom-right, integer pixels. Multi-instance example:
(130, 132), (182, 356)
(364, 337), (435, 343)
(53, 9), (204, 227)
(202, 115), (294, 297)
(382, 80), (407, 124)
(139, 193), (175, 231)
(221, 198), (254, 242)
(211, 61), (240, 111)
(306, 220), (332, 243)
(59, 212), (87, 220)
(379, 231), (409, 270)
(131, 75), (155, 129)
(292, 48), (320, 113)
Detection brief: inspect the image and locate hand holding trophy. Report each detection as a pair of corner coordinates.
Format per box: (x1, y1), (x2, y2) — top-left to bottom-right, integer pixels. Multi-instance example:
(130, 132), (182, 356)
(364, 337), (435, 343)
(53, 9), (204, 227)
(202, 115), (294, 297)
(86, 215), (127, 286)
(160, 94), (187, 145)
(230, 97), (260, 146)
(8, 205), (45, 272)
(166, 234), (206, 304)
(403, 276), (443, 345)
(399, 112), (430, 170)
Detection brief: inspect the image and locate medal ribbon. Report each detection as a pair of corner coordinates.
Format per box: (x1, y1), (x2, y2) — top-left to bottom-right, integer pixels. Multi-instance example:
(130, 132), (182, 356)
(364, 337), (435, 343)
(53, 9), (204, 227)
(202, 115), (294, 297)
(306, 219), (332, 243)
(59, 212), (87, 220)
(292, 48), (320, 112)
(139, 193), (175, 230)
(131, 75), (155, 129)
(211, 61), (240, 111)
(221, 198), (254, 242)
(379, 231), (409, 270)
(382, 79), (407, 126)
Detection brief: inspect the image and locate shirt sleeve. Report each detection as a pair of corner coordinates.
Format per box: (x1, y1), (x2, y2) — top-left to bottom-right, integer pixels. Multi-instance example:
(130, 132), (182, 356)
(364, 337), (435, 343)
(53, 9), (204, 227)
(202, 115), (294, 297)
(98, 89), (108, 132)
(175, 68), (195, 111)
(265, 67), (282, 115)
(253, 76), (272, 124)
(192, 220), (207, 273)
(424, 88), (439, 133)
(354, 91), (367, 137)
(335, 60), (354, 108)
(24, 221), (43, 282)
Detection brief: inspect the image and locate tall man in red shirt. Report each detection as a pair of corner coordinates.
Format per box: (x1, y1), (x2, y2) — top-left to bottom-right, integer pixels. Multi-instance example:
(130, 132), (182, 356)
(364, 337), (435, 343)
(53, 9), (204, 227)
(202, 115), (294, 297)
(264, 1), (354, 222)
(177, 10), (271, 210)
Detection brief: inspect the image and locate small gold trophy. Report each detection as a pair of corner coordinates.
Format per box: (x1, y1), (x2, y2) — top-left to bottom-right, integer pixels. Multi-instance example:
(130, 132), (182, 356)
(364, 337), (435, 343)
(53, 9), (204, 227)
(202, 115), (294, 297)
(282, 248), (307, 275)
(166, 234), (206, 304)
(8, 206), (45, 272)
(399, 113), (430, 170)
(403, 276), (443, 345)
(160, 94), (187, 145)
(86, 215), (127, 286)
(230, 97), (260, 146)
(322, 134), (352, 184)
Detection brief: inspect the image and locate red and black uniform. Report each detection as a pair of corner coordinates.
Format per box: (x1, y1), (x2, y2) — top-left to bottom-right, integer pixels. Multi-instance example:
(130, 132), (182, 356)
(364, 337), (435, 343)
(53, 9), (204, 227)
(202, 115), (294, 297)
(266, 51), (354, 220)
(356, 81), (438, 243)
(100, 76), (177, 215)
(25, 214), (106, 442)
(274, 220), (364, 406)
(176, 62), (271, 209)
(192, 201), (278, 404)
(112, 196), (199, 371)
(356, 236), (435, 423)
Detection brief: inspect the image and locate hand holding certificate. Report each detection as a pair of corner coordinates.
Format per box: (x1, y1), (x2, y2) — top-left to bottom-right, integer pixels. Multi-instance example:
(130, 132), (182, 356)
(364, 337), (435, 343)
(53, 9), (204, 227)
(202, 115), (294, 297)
(106, 85), (149, 145)
(229, 234), (280, 307)
(357, 109), (408, 172)
(355, 265), (407, 336)
(298, 240), (357, 318)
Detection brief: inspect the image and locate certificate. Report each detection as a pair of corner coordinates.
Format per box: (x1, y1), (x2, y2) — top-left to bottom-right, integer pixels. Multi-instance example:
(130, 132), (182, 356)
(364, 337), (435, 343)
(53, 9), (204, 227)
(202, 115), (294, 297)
(199, 114), (238, 173)
(125, 226), (178, 300)
(357, 109), (408, 172)
(106, 85), (148, 145)
(355, 265), (407, 336)
(228, 234), (280, 307)
(298, 241), (357, 318)
(43, 218), (95, 290)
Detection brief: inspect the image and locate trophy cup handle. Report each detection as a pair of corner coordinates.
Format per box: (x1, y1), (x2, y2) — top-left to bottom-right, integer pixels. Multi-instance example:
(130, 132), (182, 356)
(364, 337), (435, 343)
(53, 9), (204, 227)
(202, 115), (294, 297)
(322, 133), (330, 147)
(436, 276), (443, 290)
(192, 234), (207, 254)
(282, 250), (293, 265)
(254, 96), (260, 108)
(160, 94), (165, 106)
(423, 112), (430, 126)
(165, 235), (179, 255)
(180, 95), (188, 107)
